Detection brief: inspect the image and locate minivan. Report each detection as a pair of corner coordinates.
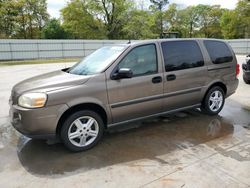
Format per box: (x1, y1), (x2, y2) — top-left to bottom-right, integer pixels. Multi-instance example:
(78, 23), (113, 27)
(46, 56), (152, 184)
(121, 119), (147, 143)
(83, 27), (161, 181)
(9, 39), (239, 151)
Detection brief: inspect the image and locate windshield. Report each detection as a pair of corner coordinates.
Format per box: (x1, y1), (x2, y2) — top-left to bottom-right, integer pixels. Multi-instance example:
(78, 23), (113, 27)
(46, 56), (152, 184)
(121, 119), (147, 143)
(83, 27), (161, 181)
(67, 45), (127, 75)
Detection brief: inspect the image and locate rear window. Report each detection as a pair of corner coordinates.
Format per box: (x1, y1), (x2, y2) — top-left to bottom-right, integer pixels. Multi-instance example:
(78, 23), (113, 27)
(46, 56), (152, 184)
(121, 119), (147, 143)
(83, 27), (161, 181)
(204, 40), (233, 64)
(161, 40), (204, 72)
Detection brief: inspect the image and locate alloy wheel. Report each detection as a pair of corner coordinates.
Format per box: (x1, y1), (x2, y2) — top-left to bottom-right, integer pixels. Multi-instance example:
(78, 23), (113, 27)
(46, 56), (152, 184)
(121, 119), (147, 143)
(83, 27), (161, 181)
(208, 90), (223, 112)
(68, 116), (99, 147)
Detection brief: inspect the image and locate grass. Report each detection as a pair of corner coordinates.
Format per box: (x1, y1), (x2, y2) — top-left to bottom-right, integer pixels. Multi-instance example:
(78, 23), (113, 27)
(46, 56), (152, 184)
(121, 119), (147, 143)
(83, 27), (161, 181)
(0, 58), (81, 66)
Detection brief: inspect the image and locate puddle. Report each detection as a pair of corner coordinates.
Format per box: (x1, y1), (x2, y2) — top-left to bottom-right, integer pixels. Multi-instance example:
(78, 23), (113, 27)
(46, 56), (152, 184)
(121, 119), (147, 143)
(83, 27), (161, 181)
(14, 110), (236, 177)
(0, 101), (249, 178)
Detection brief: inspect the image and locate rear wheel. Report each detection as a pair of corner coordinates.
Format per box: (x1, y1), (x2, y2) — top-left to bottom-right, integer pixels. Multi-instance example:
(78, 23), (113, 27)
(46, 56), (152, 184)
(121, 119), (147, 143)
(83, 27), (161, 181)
(60, 110), (104, 152)
(201, 86), (225, 115)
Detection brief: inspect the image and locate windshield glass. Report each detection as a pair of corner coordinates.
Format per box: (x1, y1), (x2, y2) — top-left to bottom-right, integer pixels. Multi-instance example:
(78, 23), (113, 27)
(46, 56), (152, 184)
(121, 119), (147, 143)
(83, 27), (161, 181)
(67, 45), (127, 75)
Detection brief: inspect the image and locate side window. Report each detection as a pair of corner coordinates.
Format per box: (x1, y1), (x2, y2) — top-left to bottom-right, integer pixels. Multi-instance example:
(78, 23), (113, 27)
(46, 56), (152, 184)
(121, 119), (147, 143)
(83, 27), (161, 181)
(161, 41), (204, 72)
(118, 44), (157, 76)
(204, 40), (233, 64)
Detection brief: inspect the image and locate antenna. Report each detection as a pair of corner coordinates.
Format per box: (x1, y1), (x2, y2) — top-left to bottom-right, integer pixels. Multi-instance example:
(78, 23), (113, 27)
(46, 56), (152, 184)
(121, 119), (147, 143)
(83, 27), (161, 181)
(127, 39), (131, 44)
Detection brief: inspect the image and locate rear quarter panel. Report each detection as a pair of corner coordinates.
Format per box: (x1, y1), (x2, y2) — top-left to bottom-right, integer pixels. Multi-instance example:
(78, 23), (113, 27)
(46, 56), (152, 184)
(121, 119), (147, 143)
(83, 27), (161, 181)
(198, 40), (238, 97)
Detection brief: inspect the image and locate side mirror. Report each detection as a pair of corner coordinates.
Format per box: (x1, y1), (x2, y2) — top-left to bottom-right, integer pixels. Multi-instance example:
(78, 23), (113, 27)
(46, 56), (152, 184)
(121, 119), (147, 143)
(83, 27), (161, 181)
(112, 68), (133, 80)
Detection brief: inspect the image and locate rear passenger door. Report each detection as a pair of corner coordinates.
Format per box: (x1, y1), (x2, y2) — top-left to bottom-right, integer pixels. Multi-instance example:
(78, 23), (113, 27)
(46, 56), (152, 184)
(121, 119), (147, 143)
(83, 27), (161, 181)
(161, 40), (207, 111)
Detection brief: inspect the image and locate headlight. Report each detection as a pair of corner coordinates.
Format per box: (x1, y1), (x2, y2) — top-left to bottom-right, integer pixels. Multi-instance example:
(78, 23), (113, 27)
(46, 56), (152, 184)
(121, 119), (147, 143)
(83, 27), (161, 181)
(18, 93), (47, 108)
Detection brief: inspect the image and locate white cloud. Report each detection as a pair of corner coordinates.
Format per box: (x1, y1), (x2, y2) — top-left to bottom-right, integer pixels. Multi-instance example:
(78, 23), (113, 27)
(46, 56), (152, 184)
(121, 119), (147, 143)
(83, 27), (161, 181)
(47, 0), (67, 18)
(47, 0), (238, 18)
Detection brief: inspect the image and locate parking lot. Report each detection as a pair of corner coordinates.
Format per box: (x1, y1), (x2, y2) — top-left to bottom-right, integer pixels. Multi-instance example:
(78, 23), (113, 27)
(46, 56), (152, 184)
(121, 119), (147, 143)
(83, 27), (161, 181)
(0, 56), (250, 188)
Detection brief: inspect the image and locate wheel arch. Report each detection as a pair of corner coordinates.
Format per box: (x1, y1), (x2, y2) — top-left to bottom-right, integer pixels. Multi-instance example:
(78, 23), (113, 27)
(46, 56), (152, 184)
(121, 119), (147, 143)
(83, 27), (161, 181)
(202, 81), (227, 103)
(56, 103), (108, 135)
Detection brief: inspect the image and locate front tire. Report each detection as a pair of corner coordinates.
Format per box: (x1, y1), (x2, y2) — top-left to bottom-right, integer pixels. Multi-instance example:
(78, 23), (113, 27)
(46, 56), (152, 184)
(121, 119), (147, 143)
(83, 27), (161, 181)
(201, 86), (225, 115)
(60, 110), (104, 152)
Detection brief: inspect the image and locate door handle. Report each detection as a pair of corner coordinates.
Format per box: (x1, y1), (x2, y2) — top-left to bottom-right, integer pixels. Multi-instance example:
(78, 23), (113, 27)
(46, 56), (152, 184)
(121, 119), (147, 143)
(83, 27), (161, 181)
(152, 76), (162, 84)
(167, 74), (176, 81)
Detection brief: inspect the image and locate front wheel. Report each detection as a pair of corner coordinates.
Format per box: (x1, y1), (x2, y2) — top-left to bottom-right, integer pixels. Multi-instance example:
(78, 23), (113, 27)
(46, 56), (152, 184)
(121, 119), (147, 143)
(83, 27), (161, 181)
(60, 110), (104, 152)
(201, 86), (225, 115)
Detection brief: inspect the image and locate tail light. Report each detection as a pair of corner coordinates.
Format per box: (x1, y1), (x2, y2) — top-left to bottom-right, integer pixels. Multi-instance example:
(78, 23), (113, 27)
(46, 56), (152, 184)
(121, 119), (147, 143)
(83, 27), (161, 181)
(236, 63), (240, 78)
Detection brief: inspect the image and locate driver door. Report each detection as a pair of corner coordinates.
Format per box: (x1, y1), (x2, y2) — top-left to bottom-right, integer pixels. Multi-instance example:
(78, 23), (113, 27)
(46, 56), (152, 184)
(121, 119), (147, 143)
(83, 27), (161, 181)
(106, 44), (164, 124)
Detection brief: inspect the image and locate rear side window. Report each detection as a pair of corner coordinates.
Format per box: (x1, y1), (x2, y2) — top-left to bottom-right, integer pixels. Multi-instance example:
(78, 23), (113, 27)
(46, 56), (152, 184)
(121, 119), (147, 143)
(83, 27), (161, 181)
(204, 40), (233, 64)
(161, 41), (204, 72)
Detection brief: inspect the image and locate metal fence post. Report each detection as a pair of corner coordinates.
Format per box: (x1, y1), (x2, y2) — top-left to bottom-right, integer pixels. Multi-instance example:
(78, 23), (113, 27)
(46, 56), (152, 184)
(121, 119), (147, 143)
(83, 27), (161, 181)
(9, 42), (13, 61)
(247, 40), (249, 55)
(37, 42), (40, 59)
(83, 42), (85, 57)
(62, 42), (64, 58)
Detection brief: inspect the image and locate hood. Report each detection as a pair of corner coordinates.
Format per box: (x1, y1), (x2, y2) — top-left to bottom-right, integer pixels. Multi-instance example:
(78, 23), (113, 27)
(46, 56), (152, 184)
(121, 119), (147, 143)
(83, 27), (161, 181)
(13, 69), (92, 94)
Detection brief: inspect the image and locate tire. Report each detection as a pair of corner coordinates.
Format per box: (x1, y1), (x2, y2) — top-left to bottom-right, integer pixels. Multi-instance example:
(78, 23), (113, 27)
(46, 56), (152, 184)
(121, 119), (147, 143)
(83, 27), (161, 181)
(201, 86), (225, 115)
(243, 76), (250, 84)
(60, 110), (104, 152)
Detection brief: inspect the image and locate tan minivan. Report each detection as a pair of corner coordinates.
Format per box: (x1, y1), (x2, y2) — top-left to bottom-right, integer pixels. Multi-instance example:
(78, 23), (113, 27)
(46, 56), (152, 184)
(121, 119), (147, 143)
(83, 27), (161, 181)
(9, 39), (239, 151)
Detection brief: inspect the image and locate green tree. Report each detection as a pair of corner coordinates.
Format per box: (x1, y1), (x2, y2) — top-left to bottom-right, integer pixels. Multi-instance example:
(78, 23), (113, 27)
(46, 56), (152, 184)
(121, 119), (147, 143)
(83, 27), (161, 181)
(0, 0), (49, 39)
(41, 18), (70, 39)
(164, 3), (187, 36)
(61, 0), (132, 39)
(122, 10), (157, 39)
(164, 3), (178, 30)
(89, 0), (132, 39)
(205, 5), (225, 38)
(193, 4), (212, 37)
(235, 0), (250, 38)
(174, 5), (224, 38)
(221, 0), (250, 39)
(164, 4), (201, 38)
(150, 0), (169, 38)
(17, 0), (49, 38)
(61, 0), (105, 39)
(0, 0), (249, 40)
(220, 10), (238, 39)
(0, 0), (19, 38)
(194, 5), (225, 38)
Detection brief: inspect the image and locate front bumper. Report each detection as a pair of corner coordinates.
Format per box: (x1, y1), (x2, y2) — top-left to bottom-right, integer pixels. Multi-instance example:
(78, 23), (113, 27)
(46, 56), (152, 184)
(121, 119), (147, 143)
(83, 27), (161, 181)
(9, 104), (68, 139)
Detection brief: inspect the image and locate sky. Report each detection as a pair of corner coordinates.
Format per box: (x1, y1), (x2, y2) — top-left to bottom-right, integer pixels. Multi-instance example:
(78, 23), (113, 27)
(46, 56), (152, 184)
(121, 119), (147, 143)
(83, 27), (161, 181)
(47, 0), (239, 18)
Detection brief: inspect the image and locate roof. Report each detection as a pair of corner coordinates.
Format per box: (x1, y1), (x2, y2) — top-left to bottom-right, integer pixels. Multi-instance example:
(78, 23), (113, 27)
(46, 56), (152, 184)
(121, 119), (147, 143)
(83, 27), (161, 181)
(126, 38), (226, 46)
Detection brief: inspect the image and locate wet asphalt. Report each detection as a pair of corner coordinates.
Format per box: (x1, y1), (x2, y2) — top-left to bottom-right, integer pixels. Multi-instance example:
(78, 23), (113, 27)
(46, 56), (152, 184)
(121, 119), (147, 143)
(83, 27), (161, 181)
(0, 56), (250, 188)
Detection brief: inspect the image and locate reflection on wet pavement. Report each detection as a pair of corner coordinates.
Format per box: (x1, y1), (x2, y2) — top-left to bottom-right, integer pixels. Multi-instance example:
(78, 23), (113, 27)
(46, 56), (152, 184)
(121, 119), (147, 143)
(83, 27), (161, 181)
(16, 109), (235, 176)
(0, 97), (250, 188)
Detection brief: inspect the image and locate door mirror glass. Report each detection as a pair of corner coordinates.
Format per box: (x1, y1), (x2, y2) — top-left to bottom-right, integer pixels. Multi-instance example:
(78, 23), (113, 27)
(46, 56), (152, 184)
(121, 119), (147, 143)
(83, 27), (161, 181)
(112, 68), (133, 80)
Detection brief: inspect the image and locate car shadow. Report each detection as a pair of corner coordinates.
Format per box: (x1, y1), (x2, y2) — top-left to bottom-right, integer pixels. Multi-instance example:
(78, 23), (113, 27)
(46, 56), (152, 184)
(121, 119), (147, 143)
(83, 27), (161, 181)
(17, 109), (234, 177)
